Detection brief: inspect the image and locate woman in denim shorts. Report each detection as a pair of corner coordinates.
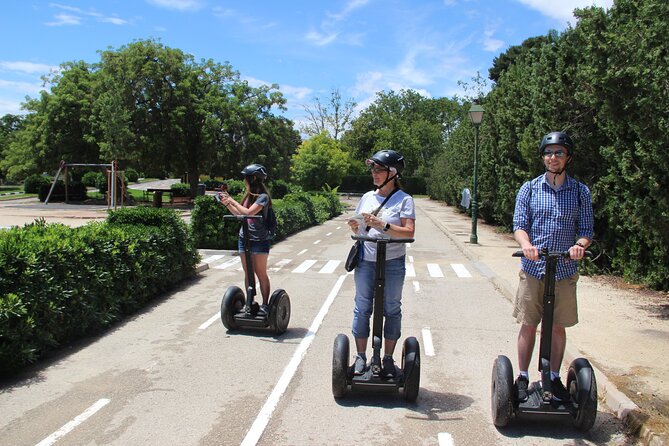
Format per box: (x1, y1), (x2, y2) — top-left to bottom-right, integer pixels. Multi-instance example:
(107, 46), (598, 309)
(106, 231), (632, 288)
(218, 163), (273, 316)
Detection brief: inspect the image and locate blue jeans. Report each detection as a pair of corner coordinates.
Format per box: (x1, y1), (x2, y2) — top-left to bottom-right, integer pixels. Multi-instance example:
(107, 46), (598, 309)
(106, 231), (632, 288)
(352, 256), (406, 341)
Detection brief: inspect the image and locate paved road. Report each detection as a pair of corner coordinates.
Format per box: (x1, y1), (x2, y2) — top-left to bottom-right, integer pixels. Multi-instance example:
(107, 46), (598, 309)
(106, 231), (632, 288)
(0, 201), (635, 445)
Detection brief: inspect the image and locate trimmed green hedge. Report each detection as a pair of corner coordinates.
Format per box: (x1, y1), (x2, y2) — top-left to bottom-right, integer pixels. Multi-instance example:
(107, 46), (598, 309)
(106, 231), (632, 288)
(191, 190), (344, 249)
(0, 208), (199, 374)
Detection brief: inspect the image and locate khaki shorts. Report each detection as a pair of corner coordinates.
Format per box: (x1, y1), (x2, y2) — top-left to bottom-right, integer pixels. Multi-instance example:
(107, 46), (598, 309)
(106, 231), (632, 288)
(512, 270), (579, 327)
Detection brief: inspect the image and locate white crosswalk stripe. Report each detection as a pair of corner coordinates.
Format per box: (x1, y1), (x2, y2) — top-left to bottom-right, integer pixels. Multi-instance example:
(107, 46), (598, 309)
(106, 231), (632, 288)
(451, 263), (472, 278)
(427, 263), (444, 278)
(201, 252), (480, 280)
(318, 260), (340, 274)
(213, 257), (241, 270)
(292, 259), (317, 273)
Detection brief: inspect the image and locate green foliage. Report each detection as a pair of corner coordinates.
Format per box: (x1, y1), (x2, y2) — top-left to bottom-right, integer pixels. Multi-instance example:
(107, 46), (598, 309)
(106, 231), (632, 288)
(23, 174), (51, 194)
(191, 190), (343, 249)
(0, 209), (198, 374)
(81, 171), (102, 188)
(124, 167), (139, 183)
(290, 132), (353, 190)
(170, 182), (191, 197)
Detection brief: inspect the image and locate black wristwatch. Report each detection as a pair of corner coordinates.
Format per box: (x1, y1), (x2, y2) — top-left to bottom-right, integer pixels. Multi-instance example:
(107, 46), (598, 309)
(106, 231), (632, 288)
(383, 222), (391, 232)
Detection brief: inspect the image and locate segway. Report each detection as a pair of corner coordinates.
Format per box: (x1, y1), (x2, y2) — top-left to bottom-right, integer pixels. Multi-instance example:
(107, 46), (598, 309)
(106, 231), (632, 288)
(219, 214), (290, 335)
(332, 234), (420, 402)
(491, 249), (597, 430)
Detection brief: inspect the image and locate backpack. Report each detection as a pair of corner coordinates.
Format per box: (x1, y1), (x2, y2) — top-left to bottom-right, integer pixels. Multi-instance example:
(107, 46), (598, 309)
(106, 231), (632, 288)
(264, 205), (277, 239)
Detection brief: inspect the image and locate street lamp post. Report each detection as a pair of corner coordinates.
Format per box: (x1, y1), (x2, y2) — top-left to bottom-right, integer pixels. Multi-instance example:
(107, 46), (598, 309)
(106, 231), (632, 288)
(468, 104), (485, 244)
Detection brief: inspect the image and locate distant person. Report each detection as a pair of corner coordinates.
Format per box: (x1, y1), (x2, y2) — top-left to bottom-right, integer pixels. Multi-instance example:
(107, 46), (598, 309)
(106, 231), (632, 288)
(512, 131), (594, 401)
(217, 164), (273, 316)
(347, 150), (416, 378)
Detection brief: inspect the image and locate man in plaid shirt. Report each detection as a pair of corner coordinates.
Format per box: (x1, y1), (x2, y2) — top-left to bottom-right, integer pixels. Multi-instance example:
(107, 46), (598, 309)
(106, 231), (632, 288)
(511, 131), (594, 402)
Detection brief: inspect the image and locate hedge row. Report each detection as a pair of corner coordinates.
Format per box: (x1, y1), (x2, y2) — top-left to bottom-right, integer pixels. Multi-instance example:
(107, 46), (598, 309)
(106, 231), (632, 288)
(191, 190), (344, 249)
(0, 207), (199, 374)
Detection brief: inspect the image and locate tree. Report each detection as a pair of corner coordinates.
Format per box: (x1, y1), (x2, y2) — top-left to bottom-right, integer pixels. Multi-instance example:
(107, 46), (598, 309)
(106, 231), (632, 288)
(0, 114), (25, 181)
(300, 88), (356, 140)
(290, 132), (352, 190)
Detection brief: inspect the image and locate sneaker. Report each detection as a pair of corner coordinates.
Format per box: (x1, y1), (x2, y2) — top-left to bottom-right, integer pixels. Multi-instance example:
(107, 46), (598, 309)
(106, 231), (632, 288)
(382, 356), (396, 378)
(353, 355), (366, 375)
(551, 377), (571, 402)
(515, 375), (530, 401)
(258, 304), (269, 317)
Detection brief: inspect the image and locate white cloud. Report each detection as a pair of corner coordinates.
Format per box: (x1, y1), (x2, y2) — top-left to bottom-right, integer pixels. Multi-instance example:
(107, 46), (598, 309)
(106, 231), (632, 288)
(0, 99), (27, 116)
(307, 0), (370, 47)
(483, 27), (504, 52)
(46, 13), (82, 26)
(0, 61), (58, 74)
(146, 0), (204, 11)
(515, 0), (614, 22)
(100, 16), (129, 26)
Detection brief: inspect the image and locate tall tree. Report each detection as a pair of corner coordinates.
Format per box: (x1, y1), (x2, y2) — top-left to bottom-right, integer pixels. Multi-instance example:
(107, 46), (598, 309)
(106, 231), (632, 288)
(300, 88), (357, 140)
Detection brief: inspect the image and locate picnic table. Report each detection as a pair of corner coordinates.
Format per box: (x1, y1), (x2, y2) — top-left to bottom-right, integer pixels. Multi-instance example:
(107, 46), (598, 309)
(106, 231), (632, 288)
(146, 188), (172, 208)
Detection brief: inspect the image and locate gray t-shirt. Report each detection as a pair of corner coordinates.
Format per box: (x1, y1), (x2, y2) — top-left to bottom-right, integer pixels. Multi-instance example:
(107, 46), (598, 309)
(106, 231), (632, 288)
(239, 193), (270, 241)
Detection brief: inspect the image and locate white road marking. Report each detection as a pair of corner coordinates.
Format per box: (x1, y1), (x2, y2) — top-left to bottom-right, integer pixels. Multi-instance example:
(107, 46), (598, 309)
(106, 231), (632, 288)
(409, 255), (414, 263)
(201, 254), (225, 264)
(336, 226), (341, 230)
(213, 257), (241, 270)
(413, 281), (420, 293)
(292, 259), (317, 273)
(199, 312), (220, 330)
(427, 263), (444, 278)
(451, 263), (472, 278)
(326, 232), (332, 236)
(438, 432), (454, 446)
(406, 263), (416, 277)
(318, 260), (340, 274)
(36, 398), (110, 446)
(313, 239), (321, 245)
(240, 275), (347, 446)
(422, 327), (435, 356)
(297, 249), (308, 256)
(269, 259), (291, 272)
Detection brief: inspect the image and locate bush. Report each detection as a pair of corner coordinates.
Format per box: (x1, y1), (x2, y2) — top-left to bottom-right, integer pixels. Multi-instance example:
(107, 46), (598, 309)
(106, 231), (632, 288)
(0, 208), (199, 375)
(81, 171), (102, 188)
(125, 168), (139, 183)
(170, 183), (191, 197)
(23, 174), (51, 194)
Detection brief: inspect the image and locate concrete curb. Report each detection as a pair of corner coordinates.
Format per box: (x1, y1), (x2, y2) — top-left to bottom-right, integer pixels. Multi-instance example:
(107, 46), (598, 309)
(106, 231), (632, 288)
(419, 202), (665, 445)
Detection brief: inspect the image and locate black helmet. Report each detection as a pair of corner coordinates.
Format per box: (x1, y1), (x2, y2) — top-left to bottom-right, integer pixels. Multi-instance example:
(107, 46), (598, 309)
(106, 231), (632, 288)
(539, 131), (574, 156)
(241, 163), (267, 180)
(367, 149), (405, 174)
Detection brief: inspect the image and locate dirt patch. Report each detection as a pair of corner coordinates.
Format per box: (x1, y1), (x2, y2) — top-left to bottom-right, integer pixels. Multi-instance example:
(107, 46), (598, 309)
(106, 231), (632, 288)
(590, 275), (669, 320)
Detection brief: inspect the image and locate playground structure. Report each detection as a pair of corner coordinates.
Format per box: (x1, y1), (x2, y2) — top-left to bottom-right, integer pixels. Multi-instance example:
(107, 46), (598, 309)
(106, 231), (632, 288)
(45, 160), (125, 209)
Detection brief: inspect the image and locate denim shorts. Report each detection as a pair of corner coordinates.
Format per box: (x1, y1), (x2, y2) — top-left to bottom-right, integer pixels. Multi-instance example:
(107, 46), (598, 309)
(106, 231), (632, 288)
(352, 256), (406, 340)
(238, 238), (271, 254)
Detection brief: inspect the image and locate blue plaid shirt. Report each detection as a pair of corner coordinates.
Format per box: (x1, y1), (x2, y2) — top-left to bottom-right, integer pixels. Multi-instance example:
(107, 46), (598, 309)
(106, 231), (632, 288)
(513, 173), (594, 280)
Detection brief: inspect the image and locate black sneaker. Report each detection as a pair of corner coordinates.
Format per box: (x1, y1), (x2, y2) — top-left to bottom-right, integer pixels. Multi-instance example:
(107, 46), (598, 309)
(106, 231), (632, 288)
(382, 356), (396, 378)
(551, 377), (571, 402)
(353, 355), (366, 376)
(515, 375), (530, 401)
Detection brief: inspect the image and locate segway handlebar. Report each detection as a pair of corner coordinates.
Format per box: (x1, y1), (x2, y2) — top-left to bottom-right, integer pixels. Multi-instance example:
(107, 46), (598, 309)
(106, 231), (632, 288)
(351, 234), (414, 244)
(223, 214), (262, 221)
(512, 250), (592, 258)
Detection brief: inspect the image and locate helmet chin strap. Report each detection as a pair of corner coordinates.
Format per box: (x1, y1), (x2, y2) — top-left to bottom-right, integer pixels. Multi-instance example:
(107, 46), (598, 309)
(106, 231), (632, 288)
(375, 171), (397, 190)
(545, 156), (572, 186)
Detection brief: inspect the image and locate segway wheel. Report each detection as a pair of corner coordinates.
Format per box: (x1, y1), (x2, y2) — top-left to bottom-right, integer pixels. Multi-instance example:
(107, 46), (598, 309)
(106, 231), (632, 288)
(268, 289), (291, 335)
(332, 334), (350, 398)
(491, 355), (514, 427)
(567, 357), (598, 431)
(401, 336), (420, 402)
(221, 286), (245, 330)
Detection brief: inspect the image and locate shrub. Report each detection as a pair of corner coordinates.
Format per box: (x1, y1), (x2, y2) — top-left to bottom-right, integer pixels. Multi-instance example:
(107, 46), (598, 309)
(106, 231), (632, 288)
(170, 183), (191, 197)
(23, 174), (51, 194)
(125, 168), (139, 183)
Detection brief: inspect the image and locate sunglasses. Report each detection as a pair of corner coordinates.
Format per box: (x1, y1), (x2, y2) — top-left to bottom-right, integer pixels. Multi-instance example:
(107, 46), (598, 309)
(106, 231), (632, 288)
(542, 150), (568, 158)
(369, 167), (389, 174)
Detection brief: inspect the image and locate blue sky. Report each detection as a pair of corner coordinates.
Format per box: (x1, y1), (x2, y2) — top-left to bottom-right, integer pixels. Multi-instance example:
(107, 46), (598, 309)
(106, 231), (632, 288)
(1, 0), (612, 127)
